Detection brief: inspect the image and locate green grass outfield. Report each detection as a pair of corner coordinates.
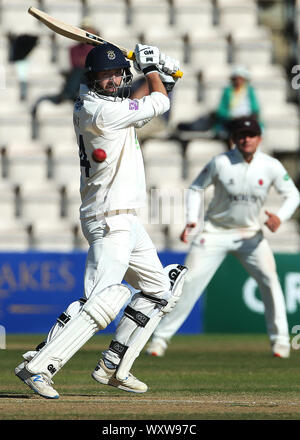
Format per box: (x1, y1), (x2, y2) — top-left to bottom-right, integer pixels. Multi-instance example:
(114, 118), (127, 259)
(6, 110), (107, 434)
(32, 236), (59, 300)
(1, 333), (300, 420)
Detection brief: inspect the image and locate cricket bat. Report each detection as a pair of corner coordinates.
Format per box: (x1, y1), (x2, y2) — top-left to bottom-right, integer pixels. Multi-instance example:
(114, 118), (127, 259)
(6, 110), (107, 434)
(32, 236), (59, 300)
(28, 6), (183, 78)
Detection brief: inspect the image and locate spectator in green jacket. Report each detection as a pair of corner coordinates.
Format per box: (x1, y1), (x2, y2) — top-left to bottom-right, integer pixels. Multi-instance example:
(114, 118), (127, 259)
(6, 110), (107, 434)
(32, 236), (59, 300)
(214, 65), (261, 147)
(175, 65), (262, 149)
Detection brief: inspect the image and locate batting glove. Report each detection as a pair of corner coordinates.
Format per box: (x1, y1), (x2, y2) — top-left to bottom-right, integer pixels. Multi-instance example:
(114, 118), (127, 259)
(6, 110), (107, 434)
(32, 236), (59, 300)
(158, 69), (178, 93)
(134, 44), (160, 75)
(159, 53), (180, 76)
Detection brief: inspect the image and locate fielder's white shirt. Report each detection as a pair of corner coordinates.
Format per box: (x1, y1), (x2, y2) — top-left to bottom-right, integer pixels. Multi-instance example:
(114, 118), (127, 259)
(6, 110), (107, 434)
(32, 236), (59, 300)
(187, 147), (300, 231)
(73, 84), (170, 218)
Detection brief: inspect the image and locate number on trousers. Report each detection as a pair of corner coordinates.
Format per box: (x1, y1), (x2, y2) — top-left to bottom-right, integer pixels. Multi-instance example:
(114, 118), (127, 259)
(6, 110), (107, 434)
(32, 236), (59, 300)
(79, 135), (91, 178)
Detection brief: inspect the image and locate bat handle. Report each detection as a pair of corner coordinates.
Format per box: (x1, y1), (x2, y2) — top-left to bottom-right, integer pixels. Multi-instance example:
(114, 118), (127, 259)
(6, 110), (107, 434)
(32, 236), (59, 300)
(126, 50), (135, 61)
(126, 51), (183, 79)
(173, 70), (183, 79)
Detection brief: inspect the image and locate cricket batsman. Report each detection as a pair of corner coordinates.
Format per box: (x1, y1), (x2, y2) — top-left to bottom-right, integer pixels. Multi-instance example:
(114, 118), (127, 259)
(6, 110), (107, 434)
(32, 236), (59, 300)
(15, 43), (187, 398)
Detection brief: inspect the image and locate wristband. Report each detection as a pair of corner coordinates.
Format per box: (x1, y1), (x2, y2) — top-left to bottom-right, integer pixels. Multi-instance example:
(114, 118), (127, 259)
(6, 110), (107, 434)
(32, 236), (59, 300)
(142, 65), (159, 76)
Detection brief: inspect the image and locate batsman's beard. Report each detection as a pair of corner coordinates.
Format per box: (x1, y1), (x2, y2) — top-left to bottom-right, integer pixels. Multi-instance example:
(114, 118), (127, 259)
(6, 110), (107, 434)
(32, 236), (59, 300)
(90, 71), (133, 101)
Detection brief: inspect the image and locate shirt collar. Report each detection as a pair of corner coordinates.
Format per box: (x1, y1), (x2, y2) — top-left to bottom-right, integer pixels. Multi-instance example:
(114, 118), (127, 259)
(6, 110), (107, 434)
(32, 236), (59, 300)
(232, 146), (260, 163)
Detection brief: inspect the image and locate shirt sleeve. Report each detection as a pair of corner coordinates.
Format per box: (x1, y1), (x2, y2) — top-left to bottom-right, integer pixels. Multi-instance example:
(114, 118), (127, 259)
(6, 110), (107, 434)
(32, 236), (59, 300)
(95, 92), (170, 131)
(190, 158), (216, 190)
(186, 159), (216, 224)
(186, 188), (202, 224)
(133, 118), (152, 129)
(272, 161), (300, 222)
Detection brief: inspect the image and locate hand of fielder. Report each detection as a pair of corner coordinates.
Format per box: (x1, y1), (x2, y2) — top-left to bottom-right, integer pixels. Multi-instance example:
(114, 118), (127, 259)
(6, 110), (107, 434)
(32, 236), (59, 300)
(180, 223), (197, 243)
(264, 210), (281, 232)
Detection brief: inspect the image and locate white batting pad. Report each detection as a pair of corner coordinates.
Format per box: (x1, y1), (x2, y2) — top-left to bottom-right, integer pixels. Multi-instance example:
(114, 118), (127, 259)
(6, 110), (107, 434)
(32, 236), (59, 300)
(26, 284), (131, 378)
(116, 264), (187, 380)
(162, 264), (188, 313)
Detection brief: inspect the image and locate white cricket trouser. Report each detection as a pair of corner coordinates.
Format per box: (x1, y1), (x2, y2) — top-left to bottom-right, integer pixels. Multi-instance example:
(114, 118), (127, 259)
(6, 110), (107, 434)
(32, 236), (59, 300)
(82, 212), (170, 297)
(153, 229), (290, 347)
(46, 212), (170, 343)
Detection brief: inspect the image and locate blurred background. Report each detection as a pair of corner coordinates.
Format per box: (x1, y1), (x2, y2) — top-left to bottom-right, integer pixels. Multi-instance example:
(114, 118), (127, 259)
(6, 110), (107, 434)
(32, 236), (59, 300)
(0, 0), (299, 337)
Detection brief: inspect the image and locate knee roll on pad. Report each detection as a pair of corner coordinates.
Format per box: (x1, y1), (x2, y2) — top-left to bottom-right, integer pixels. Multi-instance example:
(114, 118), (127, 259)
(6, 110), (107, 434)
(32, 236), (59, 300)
(56, 298), (86, 326)
(162, 264), (188, 313)
(25, 284), (131, 378)
(57, 298), (86, 325)
(45, 297), (87, 344)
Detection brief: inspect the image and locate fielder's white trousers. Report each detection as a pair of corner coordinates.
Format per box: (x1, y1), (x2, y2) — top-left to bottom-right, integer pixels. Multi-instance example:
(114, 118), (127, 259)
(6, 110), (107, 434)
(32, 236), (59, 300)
(153, 229), (290, 347)
(46, 212), (170, 343)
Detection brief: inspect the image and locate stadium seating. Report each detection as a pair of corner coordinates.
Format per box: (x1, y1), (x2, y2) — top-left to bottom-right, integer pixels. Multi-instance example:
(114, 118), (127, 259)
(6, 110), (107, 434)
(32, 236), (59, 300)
(128, 0), (171, 30)
(42, 0), (82, 25)
(0, 181), (18, 221)
(1, 0), (41, 33)
(19, 181), (63, 223)
(0, 218), (30, 250)
(173, 0), (214, 30)
(63, 181), (81, 222)
(0, 0), (298, 252)
(28, 218), (76, 251)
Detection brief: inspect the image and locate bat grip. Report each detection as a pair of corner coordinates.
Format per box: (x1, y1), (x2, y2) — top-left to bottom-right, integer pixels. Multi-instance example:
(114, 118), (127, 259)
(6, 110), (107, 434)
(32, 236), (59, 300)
(173, 70), (183, 79)
(126, 51), (183, 79)
(126, 50), (135, 61)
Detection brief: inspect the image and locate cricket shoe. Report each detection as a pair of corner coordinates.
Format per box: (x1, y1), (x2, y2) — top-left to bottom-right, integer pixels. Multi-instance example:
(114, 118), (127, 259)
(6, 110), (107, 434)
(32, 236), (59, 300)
(272, 343), (290, 359)
(145, 338), (167, 357)
(15, 362), (59, 399)
(92, 359), (148, 393)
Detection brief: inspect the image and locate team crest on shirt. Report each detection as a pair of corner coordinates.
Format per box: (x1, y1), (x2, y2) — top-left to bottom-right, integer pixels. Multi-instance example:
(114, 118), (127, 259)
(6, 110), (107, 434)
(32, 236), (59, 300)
(107, 50), (116, 60)
(129, 100), (139, 110)
(258, 179), (264, 186)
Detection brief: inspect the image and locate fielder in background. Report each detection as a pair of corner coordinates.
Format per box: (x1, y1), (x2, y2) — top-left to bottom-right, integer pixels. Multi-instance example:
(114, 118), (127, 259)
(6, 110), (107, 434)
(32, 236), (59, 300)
(146, 117), (300, 359)
(15, 43), (187, 399)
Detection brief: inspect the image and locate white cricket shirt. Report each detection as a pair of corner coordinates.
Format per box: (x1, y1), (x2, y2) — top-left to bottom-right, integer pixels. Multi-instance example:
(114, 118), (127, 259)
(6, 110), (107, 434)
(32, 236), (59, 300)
(187, 147), (300, 231)
(73, 84), (170, 218)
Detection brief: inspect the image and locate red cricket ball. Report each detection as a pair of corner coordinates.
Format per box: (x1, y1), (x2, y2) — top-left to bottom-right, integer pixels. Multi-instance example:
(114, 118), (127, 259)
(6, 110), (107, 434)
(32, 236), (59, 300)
(92, 148), (107, 163)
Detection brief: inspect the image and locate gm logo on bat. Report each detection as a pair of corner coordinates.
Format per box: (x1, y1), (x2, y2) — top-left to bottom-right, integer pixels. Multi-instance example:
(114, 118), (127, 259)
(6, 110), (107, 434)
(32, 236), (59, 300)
(85, 32), (104, 43)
